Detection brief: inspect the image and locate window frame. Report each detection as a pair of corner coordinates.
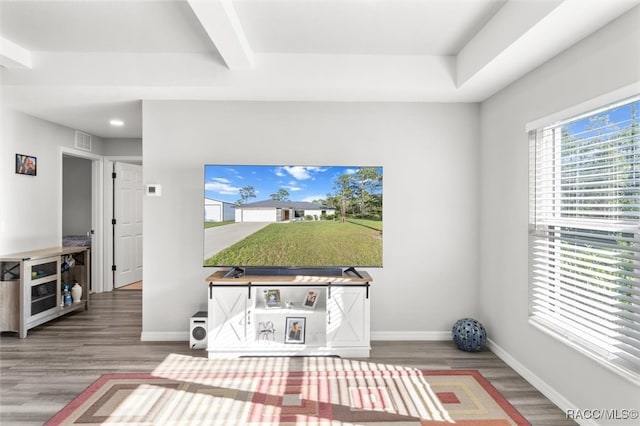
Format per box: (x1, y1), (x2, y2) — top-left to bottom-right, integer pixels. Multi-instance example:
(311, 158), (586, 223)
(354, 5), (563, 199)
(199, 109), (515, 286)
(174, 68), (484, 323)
(527, 93), (640, 385)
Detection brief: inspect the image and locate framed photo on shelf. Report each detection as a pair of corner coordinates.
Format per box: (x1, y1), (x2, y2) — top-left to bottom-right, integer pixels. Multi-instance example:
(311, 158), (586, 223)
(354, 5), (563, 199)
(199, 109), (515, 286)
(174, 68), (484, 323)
(15, 153), (37, 176)
(302, 289), (319, 309)
(263, 289), (281, 309)
(285, 317), (306, 344)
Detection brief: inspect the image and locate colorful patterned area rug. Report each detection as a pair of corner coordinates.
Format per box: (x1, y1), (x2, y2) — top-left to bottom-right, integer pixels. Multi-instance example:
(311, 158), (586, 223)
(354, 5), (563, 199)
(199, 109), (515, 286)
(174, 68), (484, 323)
(46, 362), (529, 425)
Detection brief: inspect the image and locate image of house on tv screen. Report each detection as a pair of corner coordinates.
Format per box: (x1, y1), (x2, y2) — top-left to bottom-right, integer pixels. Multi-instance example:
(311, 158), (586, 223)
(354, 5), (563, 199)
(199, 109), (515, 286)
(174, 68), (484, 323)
(203, 165), (383, 268)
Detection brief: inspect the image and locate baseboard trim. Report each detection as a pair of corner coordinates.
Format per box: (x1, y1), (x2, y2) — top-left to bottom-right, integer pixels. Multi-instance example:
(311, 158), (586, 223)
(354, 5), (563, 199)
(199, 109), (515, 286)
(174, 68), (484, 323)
(487, 339), (594, 426)
(140, 331), (188, 342)
(371, 331), (450, 341)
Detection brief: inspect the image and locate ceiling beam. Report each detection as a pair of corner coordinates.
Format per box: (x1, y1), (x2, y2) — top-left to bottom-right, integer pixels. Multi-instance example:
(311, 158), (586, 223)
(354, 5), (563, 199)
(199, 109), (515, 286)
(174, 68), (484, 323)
(0, 36), (32, 69)
(456, 0), (640, 97)
(187, 0), (254, 70)
(456, 0), (561, 87)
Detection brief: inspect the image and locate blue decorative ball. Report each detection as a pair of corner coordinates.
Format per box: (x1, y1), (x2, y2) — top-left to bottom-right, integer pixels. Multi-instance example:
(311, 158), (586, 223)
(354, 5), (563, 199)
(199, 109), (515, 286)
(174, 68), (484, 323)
(452, 318), (487, 352)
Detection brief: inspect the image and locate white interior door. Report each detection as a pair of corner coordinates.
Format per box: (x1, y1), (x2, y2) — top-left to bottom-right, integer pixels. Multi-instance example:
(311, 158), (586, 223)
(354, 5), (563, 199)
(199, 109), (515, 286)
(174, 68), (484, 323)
(114, 162), (143, 288)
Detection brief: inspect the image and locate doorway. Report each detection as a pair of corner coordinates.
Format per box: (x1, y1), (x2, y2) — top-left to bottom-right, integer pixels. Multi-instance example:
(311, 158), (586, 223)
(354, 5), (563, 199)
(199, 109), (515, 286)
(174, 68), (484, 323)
(62, 156), (92, 238)
(60, 149), (103, 293)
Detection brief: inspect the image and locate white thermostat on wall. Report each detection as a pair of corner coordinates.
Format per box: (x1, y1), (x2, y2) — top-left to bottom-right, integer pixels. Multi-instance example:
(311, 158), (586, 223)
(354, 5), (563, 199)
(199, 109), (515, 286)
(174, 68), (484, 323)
(146, 184), (162, 196)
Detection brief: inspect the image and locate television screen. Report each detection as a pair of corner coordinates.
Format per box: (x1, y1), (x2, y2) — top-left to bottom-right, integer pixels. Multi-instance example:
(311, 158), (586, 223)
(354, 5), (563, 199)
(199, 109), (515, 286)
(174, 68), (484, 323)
(203, 165), (383, 270)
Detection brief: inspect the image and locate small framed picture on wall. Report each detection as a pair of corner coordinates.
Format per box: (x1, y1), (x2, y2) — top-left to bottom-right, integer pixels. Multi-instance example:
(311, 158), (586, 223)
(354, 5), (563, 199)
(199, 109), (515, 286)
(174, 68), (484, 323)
(16, 154), (37, 176)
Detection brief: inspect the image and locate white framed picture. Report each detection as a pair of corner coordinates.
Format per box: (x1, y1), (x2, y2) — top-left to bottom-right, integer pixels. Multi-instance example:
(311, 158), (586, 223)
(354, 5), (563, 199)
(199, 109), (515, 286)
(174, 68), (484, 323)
(263, 289), (281, 309)
(302, 289), (319, 309)
(284, 317), (306, 344)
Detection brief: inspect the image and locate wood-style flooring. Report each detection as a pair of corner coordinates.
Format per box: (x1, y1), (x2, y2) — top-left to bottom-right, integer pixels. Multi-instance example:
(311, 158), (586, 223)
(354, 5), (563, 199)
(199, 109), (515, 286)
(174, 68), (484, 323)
(0, 289), (576, 425)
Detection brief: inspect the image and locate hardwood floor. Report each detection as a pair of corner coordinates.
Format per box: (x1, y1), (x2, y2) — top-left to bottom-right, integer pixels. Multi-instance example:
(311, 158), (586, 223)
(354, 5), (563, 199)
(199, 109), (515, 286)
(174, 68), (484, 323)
(0, 289), (575, 425)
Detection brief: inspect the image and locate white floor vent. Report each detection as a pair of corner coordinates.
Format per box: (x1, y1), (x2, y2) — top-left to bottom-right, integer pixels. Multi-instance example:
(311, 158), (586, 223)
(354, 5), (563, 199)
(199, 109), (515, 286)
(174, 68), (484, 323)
(75, 131), (92, 151)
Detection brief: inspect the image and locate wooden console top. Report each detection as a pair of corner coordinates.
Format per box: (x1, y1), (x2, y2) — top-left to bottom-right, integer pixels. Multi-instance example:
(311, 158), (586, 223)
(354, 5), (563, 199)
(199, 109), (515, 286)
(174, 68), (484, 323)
(205, 269), (372, 285)
(0, 246), (89, 262)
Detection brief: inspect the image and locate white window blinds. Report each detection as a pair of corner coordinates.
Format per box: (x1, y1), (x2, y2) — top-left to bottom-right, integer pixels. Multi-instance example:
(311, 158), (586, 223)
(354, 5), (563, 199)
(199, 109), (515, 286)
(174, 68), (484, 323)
(528, 96), (640, 380)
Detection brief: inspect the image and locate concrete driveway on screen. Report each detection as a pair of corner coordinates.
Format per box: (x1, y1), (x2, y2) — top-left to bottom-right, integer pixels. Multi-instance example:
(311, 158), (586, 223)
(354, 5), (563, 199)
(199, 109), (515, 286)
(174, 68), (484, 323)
(204, 222), (271, 261)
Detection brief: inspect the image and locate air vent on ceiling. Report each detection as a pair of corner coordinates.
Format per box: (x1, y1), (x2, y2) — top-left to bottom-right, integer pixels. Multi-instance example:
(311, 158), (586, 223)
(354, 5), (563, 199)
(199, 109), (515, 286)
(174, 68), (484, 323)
(75, 131), (92, 152)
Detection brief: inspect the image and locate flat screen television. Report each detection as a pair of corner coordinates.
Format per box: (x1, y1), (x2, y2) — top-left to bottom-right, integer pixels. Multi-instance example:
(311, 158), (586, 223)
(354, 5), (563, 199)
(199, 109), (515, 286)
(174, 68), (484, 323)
(203, 164), (382, 275)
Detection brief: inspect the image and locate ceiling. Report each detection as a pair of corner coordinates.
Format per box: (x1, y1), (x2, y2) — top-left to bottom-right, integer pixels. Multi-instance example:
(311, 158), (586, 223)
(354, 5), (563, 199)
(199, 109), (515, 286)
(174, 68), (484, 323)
(1, 0), (638, 139)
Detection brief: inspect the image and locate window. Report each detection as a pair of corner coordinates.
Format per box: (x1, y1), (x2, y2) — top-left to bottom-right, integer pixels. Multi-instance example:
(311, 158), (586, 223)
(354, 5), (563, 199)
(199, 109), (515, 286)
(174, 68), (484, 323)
(528, 96), (640, 381)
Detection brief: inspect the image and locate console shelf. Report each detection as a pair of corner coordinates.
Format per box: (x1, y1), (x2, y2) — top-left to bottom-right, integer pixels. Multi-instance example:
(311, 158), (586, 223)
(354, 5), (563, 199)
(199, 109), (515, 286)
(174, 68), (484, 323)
(0, 247), (90, 338)
(205, 270), (372, 358)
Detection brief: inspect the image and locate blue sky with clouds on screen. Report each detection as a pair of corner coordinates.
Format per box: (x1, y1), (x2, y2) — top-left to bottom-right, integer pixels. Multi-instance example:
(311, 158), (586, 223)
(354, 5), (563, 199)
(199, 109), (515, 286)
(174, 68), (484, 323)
(204, 165), (369, 204)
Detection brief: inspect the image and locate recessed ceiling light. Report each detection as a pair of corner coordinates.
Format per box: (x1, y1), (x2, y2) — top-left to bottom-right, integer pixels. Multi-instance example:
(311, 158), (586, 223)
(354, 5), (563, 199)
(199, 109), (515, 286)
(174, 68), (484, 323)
(109, 119), (124, 127)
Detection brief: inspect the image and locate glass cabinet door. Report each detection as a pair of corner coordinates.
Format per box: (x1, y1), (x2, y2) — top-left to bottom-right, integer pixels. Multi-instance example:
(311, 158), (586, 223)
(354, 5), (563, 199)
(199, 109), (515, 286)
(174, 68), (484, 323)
(28, 257), (60, 318)
(31, 280), (57, 315)
(30, 260), (57, 281)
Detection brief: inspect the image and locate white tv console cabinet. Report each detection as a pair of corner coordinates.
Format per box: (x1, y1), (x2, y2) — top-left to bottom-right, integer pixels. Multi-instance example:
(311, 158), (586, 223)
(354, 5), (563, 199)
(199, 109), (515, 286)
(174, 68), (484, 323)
(205, 269), (372, 358)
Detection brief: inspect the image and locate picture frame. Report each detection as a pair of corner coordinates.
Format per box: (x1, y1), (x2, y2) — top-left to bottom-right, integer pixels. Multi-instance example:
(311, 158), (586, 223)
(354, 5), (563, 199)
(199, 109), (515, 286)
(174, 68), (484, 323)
(263, 289), (281, 309)
(15, 154), (37, 176)
(284, 317), (306, 344)
(302, 289), (319, 309)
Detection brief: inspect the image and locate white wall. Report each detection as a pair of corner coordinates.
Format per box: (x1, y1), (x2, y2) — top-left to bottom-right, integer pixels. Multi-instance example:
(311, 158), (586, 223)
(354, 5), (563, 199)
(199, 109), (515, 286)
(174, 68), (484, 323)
(479, 7), (640, 424)
(0, 108), (104, 254)
(103, 138), (142, 157)
(141, 101), (480, 339)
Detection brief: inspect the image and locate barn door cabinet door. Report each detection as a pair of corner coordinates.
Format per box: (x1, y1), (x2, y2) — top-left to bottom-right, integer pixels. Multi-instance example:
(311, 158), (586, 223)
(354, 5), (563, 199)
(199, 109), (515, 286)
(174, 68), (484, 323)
(208, 287), (249, 348)
(326, 286), (369, 347)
